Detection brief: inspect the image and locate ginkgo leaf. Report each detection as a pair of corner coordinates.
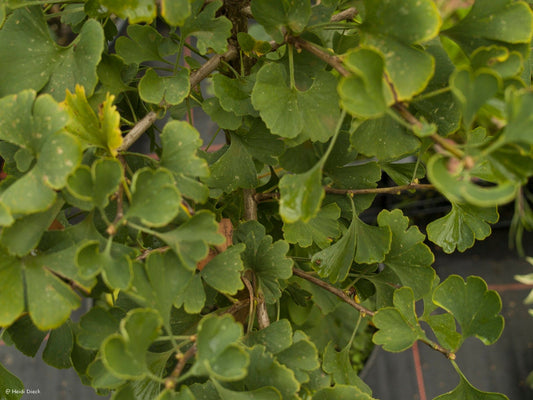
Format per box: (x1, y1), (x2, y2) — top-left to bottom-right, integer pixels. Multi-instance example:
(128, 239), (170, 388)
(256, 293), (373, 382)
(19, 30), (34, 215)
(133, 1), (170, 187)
(433, 275), (504, 346)
(98, 0), (157, 24)
(283, 203), (341, 249)
(251, 0), (311, 42)
(338, 48), (393, 118)
(360, 0), (441, 100)
(126, 168), (182, 228)
(159, 120), (209, 203)
(101, 308), (162, 379)
(372, 288), (428, 352)
(0, 7), (104, 99)
(0, 91), (81, 217)
(139, 68), (190, 106)
(235, 221), (293, 303)
(443, 0), (533, 55)
(427, 203), (499, 253)
(62, 85), (122, 156)
(377, 209), (435, 299)
(181, 0), (232, 54)
(190, 315), (249, 381)
(252, 63), (340, 142)
(115, 24), (178, 65)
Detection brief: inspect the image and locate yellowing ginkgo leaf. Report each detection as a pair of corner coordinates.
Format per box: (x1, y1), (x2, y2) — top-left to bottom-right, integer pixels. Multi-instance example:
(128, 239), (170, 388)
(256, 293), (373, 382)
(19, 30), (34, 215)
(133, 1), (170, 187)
(62, 85), (123, 156)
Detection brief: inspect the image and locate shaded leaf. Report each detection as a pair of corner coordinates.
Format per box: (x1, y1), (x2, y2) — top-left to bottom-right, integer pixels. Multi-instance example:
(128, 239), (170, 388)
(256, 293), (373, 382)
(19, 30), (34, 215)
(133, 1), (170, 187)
(235, 221), (293, 303)
(191, 314), (249, 381)
(202, 97), (242, 130)
(0, 362), (24, 400)
(115, 24), (177, 64)
(42, 322), (73, 369)
(450, 68), (500, 128)
(77, 307), (123, 350)
(159, 120), (209, 203)
(240, 345), (300, 399)
(351, 114), (420, 161)
(201, 244), (245, 295)
(283, 203), (341, 249)
(204, 134), (257, 193)
(323, 342), (372, 392)
(313, 385), (375, 400)
(181, 0), (232, 54)
(155, 211), (225, 270)
(279, 162), (324, 224)
(213, 73), (258, 117)
(444, 0), (533, 55)
(101, 308), (162, 379)
(251, 0), (311, 42)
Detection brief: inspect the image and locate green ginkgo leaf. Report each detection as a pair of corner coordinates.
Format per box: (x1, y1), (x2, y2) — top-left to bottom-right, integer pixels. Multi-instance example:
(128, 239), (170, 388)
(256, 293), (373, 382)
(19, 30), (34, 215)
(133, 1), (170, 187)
(154, 211), (225, 270)
(191, 315), (249, 381)
(0, 91), (81, 217)
(283, 203), (341, 249)
(377, 209), (435, 299)
(181, 0), (232, 54)
(339, 48), (393, 118)
(450, 68), (500, 129)
(139, 68), (190, 105)
(126, 168), (182, 228)
(159, 120), (209, 203)
(161, 0), (191, 26)
(372, 288), (428, 352)
(115, 24), (178, 65)
(76, 240), (134, 290)
(252, 63), (340, 141)
(251, 0), (311, 42)
(427, 202), (499, 253)
(98, 0), (157, 24)
(0, 7), (104, 99)
(360, 0), (441, 100)
(443, 0), (533, 55)
(279, 162), (324, 224)
(434, 365), (509, 400)
(66, 158), (122, 211)
(101, 308), (163, 379)
(235, 221), (293, 303)
(433, 275), (504, 346)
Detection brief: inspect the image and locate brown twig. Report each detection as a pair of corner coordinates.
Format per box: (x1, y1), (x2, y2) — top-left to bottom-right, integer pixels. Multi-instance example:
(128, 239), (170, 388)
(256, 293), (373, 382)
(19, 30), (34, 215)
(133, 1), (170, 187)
(117, 111), (158, 152)
(190, 46), (238, 88)
(243, 188), (258, 221)
(331, 7), (358, 22)
(255, 183), (435, 201)
(165, 344), (197, 389)
(420, 338), (456, 360)
(393, 103), (465, 159)
(136, 246), (170, 261)
(288, 36), (350, 77)
(325, 183), (435, 195)
(292, 268), (375, 317)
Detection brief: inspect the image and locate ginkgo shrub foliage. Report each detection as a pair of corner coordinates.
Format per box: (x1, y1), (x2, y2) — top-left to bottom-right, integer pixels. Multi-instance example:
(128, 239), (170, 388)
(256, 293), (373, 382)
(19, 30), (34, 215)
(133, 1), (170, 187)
(0, 0), (531, 399)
